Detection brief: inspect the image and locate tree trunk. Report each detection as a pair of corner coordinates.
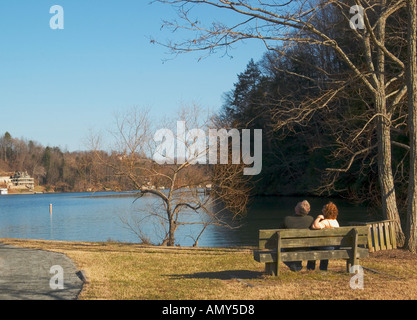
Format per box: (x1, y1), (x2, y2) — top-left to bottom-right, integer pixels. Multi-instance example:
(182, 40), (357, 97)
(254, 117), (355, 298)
(406, 0), (417, 253)
(374, 8), (405, 247)
(375, 93), (405, 246)
(164, 207), (177, 246)
(167, 220), (177, 246)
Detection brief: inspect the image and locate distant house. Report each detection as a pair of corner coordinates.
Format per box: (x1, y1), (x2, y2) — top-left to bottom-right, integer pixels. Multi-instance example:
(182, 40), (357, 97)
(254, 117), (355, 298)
(10, 171), (34, 190)
(0, 188), (7, 195)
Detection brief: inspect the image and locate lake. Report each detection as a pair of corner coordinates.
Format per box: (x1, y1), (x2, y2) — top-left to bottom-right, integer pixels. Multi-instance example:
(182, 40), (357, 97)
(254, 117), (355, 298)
(0, 191), (378, 247)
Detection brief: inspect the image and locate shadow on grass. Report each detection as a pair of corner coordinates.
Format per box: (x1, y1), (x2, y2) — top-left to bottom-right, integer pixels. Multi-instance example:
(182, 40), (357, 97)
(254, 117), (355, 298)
(169, 269), (264, 280)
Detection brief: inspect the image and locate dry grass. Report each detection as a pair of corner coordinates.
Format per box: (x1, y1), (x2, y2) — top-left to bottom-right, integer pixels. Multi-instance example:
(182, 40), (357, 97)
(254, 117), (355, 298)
(1, 238), (417, 300)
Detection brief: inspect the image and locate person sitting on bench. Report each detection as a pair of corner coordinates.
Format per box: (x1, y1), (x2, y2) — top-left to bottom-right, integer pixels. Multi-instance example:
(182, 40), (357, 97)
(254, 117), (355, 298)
(308, 202), (340, 271)
(281, 200), (314, 271)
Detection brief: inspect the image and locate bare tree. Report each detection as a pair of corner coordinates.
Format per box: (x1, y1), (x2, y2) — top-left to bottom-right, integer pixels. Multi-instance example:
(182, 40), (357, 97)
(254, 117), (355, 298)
(152, 0), (411, 245)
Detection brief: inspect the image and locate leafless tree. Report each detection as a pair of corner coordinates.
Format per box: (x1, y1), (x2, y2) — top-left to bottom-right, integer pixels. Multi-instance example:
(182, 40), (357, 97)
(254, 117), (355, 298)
(152, 0), (415, 246)
(91, 105), (251, 246)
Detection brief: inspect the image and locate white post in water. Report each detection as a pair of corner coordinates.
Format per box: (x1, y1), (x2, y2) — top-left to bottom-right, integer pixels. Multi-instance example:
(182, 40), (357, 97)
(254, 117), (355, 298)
(49, 204), (52, 215)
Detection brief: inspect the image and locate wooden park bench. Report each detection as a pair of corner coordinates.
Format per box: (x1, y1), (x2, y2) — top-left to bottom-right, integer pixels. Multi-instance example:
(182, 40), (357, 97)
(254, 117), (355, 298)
(253, 226), (369, 276)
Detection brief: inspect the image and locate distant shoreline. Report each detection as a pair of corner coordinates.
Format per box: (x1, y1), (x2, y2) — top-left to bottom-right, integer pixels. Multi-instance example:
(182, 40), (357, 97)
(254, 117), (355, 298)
(0, 190), (141, 197)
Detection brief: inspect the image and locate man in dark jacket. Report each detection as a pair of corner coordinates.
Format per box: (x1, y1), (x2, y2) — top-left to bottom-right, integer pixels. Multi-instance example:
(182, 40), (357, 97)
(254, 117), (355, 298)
(281, 200), (314, 271)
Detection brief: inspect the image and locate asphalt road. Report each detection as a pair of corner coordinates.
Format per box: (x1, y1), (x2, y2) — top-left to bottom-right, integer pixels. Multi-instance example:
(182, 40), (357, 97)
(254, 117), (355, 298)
(0, 243), (84, 300)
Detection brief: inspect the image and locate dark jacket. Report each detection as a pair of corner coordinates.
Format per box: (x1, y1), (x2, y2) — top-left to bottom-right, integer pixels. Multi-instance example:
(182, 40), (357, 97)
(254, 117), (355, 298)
(282, 215), (314, 229)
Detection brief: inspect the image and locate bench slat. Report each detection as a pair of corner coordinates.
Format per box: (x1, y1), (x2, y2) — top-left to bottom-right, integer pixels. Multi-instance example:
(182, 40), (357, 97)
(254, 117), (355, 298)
(260, 235), (368, 249)
(254, 247), (369, 263)
(259, 227), (369, 249)
(259, 227), (368, 250)
(259, 226), (368, 240)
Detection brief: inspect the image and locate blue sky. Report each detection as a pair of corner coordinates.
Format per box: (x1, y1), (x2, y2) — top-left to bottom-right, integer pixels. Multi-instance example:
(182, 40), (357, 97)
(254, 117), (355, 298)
(0, 0), (267, 152)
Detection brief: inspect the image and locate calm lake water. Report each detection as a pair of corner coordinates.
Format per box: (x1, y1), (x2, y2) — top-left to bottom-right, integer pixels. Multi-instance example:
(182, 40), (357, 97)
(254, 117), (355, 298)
(0, 191), (377, 247)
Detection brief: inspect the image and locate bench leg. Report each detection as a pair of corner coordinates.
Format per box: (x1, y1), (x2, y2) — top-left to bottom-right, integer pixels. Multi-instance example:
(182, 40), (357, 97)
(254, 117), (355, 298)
(347, 259), (361, 273)
(276, 232), (282, 276)
(265, 262), (277, 276)
(346, 228), (360, 273)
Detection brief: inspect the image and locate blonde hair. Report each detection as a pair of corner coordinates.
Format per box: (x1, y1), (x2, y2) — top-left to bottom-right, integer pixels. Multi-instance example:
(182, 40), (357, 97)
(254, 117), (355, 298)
(295, 200), (310, 216)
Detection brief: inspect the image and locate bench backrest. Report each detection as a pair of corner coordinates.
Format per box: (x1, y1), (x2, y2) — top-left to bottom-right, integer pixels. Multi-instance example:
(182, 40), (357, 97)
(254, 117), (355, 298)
(259, 226), (369, 250)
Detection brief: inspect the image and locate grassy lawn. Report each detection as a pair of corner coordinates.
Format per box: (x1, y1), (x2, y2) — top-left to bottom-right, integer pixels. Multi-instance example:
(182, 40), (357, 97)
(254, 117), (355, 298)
(1, 238), (417, 300)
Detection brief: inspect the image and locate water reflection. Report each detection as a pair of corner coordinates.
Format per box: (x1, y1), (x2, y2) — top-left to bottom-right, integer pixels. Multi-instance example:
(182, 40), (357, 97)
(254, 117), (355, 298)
(0, 192), (377, 247)
(208, 196), (380, 247)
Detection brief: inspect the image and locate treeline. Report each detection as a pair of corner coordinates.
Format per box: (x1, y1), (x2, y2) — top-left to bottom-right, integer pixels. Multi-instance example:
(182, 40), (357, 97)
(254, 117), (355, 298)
(0, 132), (124, 192)
(0, 131), (210, 193)
(217, 3), (410, 213)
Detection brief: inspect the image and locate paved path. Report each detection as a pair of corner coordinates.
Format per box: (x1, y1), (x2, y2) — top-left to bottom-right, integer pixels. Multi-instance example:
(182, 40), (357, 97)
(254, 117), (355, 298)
(0, 243), (84, 300)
